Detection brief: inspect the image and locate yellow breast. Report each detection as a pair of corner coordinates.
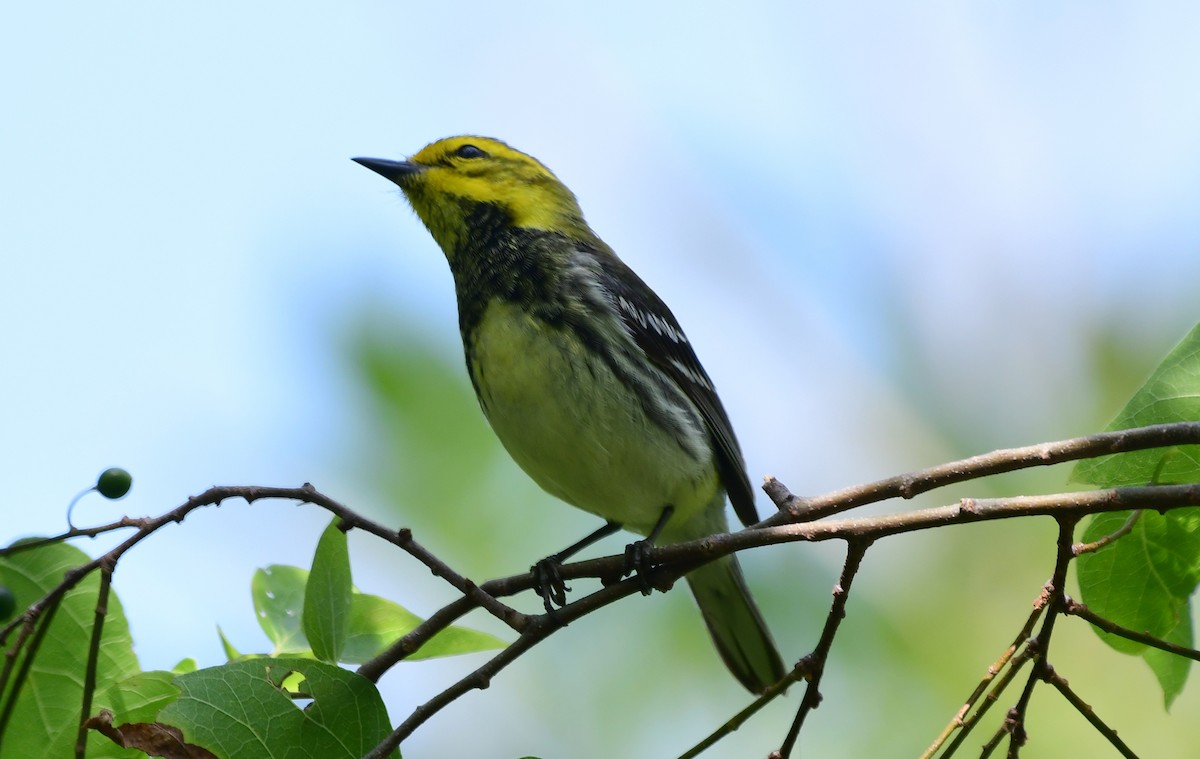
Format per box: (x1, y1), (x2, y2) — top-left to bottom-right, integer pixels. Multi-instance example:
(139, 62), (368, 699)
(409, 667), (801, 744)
(469, 300), (721, 537)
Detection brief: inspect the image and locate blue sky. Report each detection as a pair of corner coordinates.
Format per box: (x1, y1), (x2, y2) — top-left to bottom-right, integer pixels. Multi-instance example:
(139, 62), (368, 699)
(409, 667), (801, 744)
(4, 3), (1200, 756)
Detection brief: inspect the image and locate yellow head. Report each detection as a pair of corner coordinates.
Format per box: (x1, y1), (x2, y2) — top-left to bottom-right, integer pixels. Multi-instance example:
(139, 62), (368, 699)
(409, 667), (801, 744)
(354, 136), (591, 255)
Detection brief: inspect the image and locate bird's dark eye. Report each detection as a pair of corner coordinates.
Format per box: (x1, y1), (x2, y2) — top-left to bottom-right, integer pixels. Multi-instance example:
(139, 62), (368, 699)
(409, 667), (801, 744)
(455, 144), (487, 159)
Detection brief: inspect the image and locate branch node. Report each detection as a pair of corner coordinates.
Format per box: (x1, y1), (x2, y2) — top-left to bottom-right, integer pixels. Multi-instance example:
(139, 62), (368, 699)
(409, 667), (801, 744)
(762, 476), (797, 512)
(1073, 510), (1141, 556)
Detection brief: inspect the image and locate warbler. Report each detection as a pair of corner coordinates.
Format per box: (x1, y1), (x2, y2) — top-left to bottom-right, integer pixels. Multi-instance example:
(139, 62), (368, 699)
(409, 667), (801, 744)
(353, 136), (785, 694)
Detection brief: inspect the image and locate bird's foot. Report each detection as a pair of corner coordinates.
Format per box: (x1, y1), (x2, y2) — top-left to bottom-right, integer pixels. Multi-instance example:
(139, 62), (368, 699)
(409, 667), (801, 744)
(531, 556), (569, 613)
(621, 505), (675, 596)
(623, 538), (657, 596)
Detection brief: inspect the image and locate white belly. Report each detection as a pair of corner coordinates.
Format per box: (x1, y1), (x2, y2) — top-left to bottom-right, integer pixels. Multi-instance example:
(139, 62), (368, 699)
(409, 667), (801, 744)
(469, 300), (719, 536)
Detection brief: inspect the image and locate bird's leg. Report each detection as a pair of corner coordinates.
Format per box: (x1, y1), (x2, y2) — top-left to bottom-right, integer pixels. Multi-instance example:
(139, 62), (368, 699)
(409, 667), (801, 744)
(623, 505), (675, 596)
(531, 520), (622, 613)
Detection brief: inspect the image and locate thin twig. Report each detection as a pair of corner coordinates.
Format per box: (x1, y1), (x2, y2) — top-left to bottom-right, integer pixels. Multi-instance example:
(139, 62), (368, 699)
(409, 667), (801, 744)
(362, 572), (659, 758)
(393, 527), (528, 631)
(362, 629), (545, 759)
(0, 615), (34, 705)
(776, 539), (871, 758)
(0, 518), (149, 558)
(271, 485), (526, 627)
(1073, 510), (1142, 555)
(1004, 519), (1078, 756)
(357, 596), (477, 682)
(939, 641), (1038, 758)
(922, 584), (1052, 758)
(0, 490), (227, 647)
(75, 563), (112, 759)
(1063, 598), (1200, 661)
(676, 660), (809, 759)
(978, 717), (1010, 758)
(1041, 663), (1139, 758)
(0, 595), (63, 748)
(360, 544), (714, 681)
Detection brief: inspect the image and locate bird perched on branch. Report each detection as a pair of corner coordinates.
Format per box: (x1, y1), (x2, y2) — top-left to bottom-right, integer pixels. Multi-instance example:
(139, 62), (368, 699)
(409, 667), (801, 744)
(354, 136), (784, 693)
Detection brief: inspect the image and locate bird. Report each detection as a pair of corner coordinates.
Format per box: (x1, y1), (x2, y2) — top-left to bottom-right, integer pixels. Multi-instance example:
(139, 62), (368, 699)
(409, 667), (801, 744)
(353, 136), (785, 693)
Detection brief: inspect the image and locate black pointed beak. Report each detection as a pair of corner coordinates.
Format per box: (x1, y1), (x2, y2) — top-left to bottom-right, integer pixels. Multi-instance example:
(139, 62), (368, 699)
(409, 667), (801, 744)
(351, 157), (424, 184)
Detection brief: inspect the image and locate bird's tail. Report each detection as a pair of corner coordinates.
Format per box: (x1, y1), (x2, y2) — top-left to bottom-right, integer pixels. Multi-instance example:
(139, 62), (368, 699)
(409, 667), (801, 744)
(685, 555), (786, 694)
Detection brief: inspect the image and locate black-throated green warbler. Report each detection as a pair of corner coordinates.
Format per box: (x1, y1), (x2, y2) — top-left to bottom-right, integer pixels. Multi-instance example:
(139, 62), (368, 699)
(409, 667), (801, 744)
(354, 137), (785, 693)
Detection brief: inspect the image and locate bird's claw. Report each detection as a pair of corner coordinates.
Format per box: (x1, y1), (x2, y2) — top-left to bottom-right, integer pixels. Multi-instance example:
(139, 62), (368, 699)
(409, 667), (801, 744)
(531, 557), (569, 613)
(623, 539), (656, 596)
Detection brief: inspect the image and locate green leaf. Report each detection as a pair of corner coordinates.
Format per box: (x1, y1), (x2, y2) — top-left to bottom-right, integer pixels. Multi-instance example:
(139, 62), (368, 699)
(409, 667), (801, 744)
(172, 657), (199, 674)
(304, 519), (352, 663)
(98, 670), (180, 725)
(1073, 321), (1200, 487)
(1076, 509), (1199, 699)
(1144, 606), (1192, 709)
(1077, 511), (1199, 649)
(1070, 322), (1200, 706)
(217, 625), (243, 660)
(342, 592), (505, 664)
(158, 657), (398, 759)
(249, 564), (503, 663)
(252, 565), (311, 655)
(0, 540), (142, 759)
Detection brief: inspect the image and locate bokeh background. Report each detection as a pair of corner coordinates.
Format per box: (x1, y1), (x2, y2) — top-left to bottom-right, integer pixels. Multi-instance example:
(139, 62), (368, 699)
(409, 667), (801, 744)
(5, 3), (1200, 757)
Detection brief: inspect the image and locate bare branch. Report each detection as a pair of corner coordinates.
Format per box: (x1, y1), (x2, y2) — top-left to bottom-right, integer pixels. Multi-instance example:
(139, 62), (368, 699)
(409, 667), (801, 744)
(654, 484), (1200, 566)
(6, 422), (1195, 757)
(357, 483), (1200, 686)
(761, 422), (1200, 523)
